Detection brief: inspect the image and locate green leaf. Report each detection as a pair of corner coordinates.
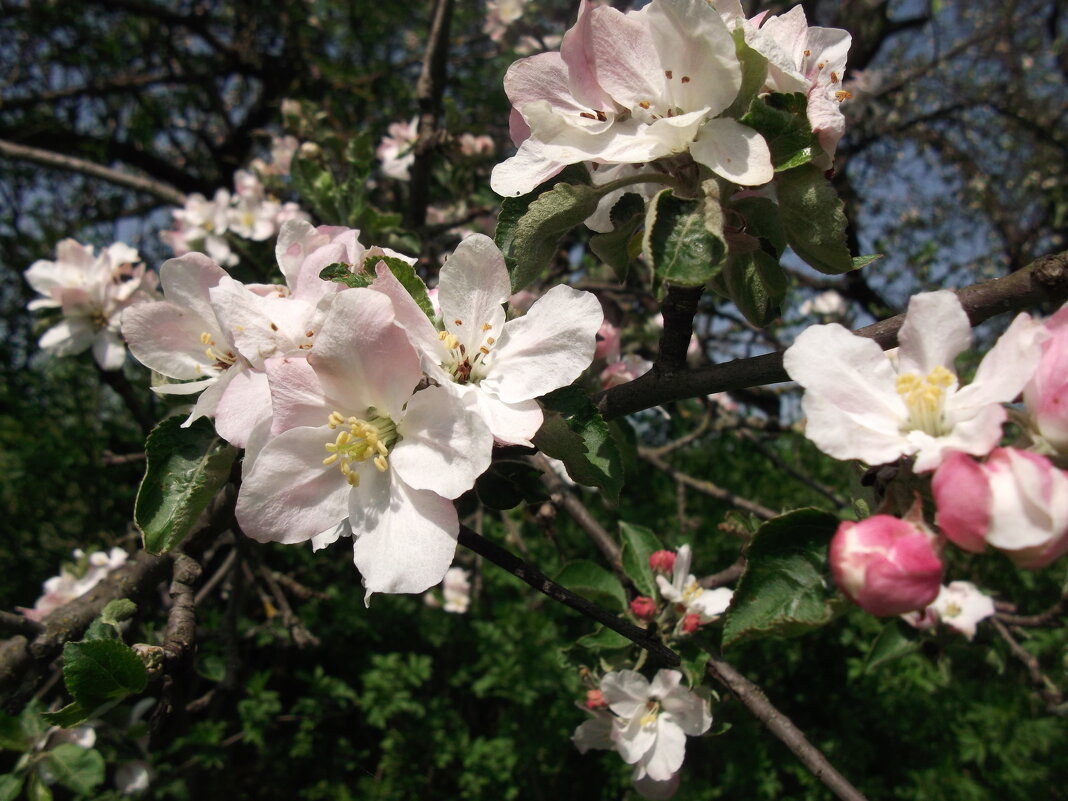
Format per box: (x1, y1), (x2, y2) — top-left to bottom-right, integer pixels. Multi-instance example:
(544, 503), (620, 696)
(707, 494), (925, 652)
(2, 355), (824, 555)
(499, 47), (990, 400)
(290, 150), (342, 224)
(26, 774), (52, 801)
(643, 188), (726, 288)
(40, 745), (104, 797)
(474, 458), (550, 510)
(318, 262), (368, 287)
(730, 196), (786, 258)
(40, 702), (90, 729)
(863, 620), (922, 674)
(555, 560), (628, 612)
(722, 508), (841, 649)
(576, 625), (633, 652)
(680, 651), (710, 689)
(589, 192), (646, 280)
(532, 387), (624, 501)
(776, 164), (879, 275)
(720, 249), (787, 327)
(619, 522), (665, 599)
(135, 416), (237, 555)
(724, 29), (769, 119)
(494, 165), (596, 292)
(740, 93), (818, 171)
(62, 639), (148, 710)
(100, 599), (137, 627)
(0, 774), (23, 801)
(0, 714), (27, 752)
(364, 255), (435, 319)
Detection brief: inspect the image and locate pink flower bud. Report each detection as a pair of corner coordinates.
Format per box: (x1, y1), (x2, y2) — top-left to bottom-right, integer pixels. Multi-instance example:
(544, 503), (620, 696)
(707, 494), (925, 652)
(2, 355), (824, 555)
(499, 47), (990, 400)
(681, 613), (702, 634)
(648, 550), (677, 574)
(594, 320), (621, 361)
(585, 689), (607, 710)
(1024, 304), (1068, 453)
(630, 596), (658, 620)
(934, 447), (1068, 569)
(829, 515), (943, 617)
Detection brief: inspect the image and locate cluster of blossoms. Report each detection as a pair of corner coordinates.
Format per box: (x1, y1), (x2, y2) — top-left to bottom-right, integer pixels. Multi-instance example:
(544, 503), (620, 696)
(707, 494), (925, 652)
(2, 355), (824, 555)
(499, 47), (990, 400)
(491, 0), (850, 199)
(161, 137), (307, 267)
(19, 548), (129, 622)
(23, 241), (159, 370)
(629, 545), (733, 635)
(122, 221), (603, 599)
(784, 290), (1068, 632)
(376, 118), (496, 182)
(574, 669), (712, 799)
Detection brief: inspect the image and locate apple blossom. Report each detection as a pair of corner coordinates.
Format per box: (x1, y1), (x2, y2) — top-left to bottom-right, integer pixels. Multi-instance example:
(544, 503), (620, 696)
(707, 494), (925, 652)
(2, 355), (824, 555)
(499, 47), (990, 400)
(783, 290), (1044, 472)
(630, 596), (658, 620)
(371, 233), (602, 446)
(24, 239), (157, 370)
(235, 288), (493, 600)
(377, 116), (419, 180)
(648, 549), (677, 574)
(442, 567), (472, 613)
(931, 582), (996, 640)
(798, 290), (848, 318)
(600, 669), (712, 783)
(933, 448), (1068, 569)
(1024, 303), (1068, 454)
(491, 0), (774, 198)
(829, 513), (943, 617)
(20, 548), (129, 622)
(585, 689), (608, 710)
(160, 188), (238, 267)
(656, 545), (733, 629)
(600, 353), (653, 389)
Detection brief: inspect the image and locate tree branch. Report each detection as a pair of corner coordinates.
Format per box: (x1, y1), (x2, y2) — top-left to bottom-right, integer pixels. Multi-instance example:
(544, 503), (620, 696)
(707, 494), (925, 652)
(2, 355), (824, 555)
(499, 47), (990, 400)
(596, 251), (1068, 419)
(408, 0), (454, 228)
(457, 525), (679, 667)
(0, 138), (186, 206)
(639, 447), (777, 520)
(703, 649), (870, 801)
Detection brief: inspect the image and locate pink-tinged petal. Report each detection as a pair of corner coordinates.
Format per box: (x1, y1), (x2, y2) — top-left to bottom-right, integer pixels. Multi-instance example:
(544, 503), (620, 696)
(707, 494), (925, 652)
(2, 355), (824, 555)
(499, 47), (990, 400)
(349, 470), (459, 599)
(158, 253), (228, 326)
(210, 278), (301, 367)
(559, 1), (616, 111)
(481, 284), (603, 404)
(236, 425), (352, 544)
(505, 51), (596, 122)
(642, 0), (740, 114)
(265, 356), (332, 433)
(122, 301), (225, 380)
(213, 369), (272, 448)
(584, 4), (665, 110)
(933, 451), (992, 553)
(391, 386), (493, 499)
(985, 449), (1068, 557)
(309, 289), (421, 419)
(896, 290), (971, 377)
(370, 262), (444, 360)
(439, 234), (510, 352)
(952, 311), (1043, 410)
(690, 118), (774, 186)
(640, 719), (687, 782)
(490, 138), (568, 198)
(92, 331), (126, 371)
(39, 318), (94, 356)
(183, 364), (244, 426)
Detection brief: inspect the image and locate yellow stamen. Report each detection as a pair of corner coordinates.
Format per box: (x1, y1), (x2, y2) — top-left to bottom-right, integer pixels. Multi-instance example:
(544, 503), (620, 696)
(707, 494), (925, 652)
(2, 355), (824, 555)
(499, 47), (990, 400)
(896, 365), (955, 436)
(322, 410), (398, 485)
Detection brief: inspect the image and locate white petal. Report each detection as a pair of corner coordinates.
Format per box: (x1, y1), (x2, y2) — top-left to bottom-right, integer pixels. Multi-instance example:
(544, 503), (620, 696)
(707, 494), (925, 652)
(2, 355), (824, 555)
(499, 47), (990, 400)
(490, 138), (568, 198)
(480, 284), (603, 404)
(603, 670), (652, 719)
(92, 330), (127, 371)
(952, 312), (1043, 410)
(896, 291), (971, 377)
(39, 318), (94, 356)
(391, 386), (493, 500)
(439, 235), (510, 353)
(213, 368), (272, 448)
(690, 118), (774, 186)
(640, 718), (687, 782)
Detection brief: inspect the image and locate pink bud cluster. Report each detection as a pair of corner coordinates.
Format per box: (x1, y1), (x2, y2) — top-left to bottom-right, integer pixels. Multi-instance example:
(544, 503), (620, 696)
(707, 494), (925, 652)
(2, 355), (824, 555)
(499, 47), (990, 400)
(626, 545), (732, 636)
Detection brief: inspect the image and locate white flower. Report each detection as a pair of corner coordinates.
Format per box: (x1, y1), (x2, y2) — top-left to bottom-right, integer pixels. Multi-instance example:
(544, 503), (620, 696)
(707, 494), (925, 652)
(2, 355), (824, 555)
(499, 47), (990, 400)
(24, 240), (157, 370)
(377, 116), (419, 181)
(442, 567), (472, 613)
(235, 288), (493, 601)
(600, 669), (711, 782)
(371, 233), (603, 446)
(656, 545), (733, 625)
(20, 548), (128, 622)
(930, 582), (995, 640)
(799, 290), (847, 318)
(161, 189), (237, 267)
(783, 290), (1045, 472)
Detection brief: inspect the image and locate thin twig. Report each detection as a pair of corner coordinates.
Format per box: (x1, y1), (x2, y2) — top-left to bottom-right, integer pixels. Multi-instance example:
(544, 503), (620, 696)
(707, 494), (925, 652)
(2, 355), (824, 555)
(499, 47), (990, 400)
(703, 649), (870, 801)
(0, 137), (186, 205)
(258, 565), (320, 648)
(408, 0), (454, 227)
(457, 525), (679, 668)
(638, 447), (777, 520)
(990, 618), (1064, 711)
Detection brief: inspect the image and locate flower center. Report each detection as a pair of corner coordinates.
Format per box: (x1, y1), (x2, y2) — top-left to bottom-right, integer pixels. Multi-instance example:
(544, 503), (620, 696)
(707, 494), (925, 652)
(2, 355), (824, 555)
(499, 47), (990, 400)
(896, 366), (955, 436)
(439, 321), (496, 385)
(322, 410), (398, 486)
(640, 699), (661, 728)
(682, 579), (704, 605)
(200, 332), (237, 370)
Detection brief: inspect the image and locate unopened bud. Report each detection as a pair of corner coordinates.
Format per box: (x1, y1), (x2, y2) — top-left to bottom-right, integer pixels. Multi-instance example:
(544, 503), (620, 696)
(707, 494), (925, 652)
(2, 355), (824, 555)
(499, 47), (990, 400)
(132, 643), (165, 676)
(830, 514), (943, 617)
(648, 550), (677, 574)
(585, 689), (607, 710)
(681, 613), (702, 634)
(629, 596), (658, 621)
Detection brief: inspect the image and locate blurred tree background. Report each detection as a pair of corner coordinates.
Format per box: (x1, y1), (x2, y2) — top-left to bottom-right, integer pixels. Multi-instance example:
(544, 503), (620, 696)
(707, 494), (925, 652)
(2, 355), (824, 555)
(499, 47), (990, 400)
(0, 0), (1065, 798)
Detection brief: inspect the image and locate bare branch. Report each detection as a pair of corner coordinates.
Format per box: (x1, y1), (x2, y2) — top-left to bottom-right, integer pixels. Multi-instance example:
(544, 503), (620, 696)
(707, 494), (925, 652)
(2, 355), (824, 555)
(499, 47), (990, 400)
(408, 0), (454, 228)
(639, 447), (778, 520)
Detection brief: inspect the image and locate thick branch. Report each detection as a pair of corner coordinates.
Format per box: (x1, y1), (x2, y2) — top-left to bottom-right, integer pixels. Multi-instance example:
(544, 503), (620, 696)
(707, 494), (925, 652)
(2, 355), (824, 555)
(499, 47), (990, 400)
(597, 252), (1068, 419)
(656, 285), (704, 370)
(704, 650), (870, 801)
(457, 526), (679, 667)
(0, 138), (186, 206)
